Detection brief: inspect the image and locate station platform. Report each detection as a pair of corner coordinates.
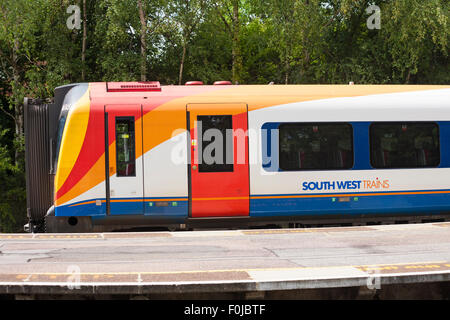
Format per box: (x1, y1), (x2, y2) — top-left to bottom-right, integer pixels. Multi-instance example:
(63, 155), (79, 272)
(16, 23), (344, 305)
(0, 222), (449, 299)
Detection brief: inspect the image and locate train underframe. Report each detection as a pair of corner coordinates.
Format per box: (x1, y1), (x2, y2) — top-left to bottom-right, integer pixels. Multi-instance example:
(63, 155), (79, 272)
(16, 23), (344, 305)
(29, 211), (450, 233)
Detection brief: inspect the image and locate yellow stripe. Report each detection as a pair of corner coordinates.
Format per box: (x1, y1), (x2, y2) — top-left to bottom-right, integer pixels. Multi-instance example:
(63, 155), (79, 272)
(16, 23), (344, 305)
(68, 200), (99, 207)
(110, 199), (141, 203)
(68, 198), (188, 207)
(146, 198), (188, 202)
(66, 189), (449, 207)
(251, 190), (450, 200)
(55, 86), (91, 192)
(109, 199), (185, 203)
(193, 196), (249, 201)
(67, 189), (449, 207)
(9, 261), (450, 277)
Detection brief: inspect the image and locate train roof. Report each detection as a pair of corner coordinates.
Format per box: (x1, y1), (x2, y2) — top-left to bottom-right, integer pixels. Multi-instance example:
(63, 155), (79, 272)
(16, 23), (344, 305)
(87, 82), (450, 99)
(57, 82), (450, 121)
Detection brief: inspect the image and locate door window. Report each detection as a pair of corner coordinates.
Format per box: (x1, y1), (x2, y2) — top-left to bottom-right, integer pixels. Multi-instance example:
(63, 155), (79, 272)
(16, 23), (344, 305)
(197, 115), (234, 172)
(115, 117), (136, 177)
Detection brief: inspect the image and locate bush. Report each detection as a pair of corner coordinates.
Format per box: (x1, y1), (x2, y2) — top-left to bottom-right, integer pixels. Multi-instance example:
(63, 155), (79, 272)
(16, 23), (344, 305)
(0, 130), (26, 233)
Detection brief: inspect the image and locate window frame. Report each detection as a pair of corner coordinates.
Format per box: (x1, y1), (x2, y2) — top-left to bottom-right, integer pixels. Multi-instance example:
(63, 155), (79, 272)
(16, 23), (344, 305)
(115, 116), (136, 177)
(369, 121), (441, 169)
(278, 122), (354, 171)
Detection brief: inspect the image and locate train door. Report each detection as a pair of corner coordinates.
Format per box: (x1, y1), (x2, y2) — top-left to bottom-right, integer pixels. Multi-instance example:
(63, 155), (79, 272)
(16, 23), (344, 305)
(105, 104), (144, 215)
(187, 103), (249, 218)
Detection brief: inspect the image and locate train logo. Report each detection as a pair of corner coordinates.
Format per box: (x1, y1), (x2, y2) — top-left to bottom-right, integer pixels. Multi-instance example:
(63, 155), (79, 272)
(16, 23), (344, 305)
(302, 179), (390, 191)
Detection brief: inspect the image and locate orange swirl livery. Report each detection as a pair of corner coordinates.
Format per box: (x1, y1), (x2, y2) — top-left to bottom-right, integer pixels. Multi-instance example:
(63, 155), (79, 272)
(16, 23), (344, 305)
(23, 81), (450, 232)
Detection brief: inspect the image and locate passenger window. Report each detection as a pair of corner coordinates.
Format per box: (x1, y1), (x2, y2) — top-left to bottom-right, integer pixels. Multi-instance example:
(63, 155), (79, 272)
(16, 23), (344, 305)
(279, 123), (353, 170)
(370, 122), (440, 168)
(197, 115), (234, 172)
(115, 117), (136, 177)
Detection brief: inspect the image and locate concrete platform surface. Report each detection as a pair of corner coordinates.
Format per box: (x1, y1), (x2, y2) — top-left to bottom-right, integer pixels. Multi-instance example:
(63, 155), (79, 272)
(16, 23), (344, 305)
(0, 222), (449, 296)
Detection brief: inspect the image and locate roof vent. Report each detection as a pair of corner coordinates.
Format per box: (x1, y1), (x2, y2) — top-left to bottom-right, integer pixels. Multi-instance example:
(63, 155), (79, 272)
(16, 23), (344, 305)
(213, 81), (232, 85)
(107, 81), (161, 92)
(185, 81), (204, 85)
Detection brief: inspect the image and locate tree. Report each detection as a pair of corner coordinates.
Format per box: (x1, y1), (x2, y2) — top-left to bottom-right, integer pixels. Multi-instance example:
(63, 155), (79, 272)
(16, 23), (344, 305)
(96, 0), (167, 81)
(210, 0), (244, 84)
(0, 128), (26, 232)
(0, 0), (88, 231)
(82, 0), (87, 81)
(167, 0), (206, 85)
(138, 0), (148, 81)
(381, 0), (449, 83)
(0, 0), (36, 163)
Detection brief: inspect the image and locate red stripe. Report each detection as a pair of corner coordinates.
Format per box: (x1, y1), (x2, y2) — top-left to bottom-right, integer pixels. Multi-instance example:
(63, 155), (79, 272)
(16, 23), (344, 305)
(56, 101), (104, 199)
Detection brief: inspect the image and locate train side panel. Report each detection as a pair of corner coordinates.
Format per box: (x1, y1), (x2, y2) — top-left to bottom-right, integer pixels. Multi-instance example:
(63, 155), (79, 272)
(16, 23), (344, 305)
(248, 89), (450, 218)
(142, 105), (189, 218)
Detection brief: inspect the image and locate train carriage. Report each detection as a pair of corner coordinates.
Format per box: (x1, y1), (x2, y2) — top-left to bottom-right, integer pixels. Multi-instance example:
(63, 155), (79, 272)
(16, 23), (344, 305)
(24, 82), (450, 232)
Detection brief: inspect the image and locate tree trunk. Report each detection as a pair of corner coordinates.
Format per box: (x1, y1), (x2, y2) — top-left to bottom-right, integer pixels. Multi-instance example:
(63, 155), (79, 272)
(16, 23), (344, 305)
(138, 0), (147, 82)
(81, 0), (87, 81)
(12, 39), (23, 165)
(231, 0), (241, 84)
(178, 41), (187, 85)
(285, 48), (289, 85)
(405, 70), (411, 84)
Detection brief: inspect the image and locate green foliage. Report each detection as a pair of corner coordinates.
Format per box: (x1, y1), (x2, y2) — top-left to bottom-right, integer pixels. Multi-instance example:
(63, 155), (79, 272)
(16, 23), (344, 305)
(380, 0), (449, 83)
(0, 129), (26, 233)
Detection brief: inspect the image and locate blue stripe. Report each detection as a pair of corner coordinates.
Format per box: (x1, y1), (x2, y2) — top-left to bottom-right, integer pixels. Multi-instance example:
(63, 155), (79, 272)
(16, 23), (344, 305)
(55, 200), (105, 217)
(250, 192), (450, 217)
(251, 188), (450, 198)
(352, 122), (371, 170)
(109, 200), (142, 216)
(55, 197), (188, 218)
(438, 122), (450, 167)
(144, 199), (188, 217)
(56, 193), (450, 219)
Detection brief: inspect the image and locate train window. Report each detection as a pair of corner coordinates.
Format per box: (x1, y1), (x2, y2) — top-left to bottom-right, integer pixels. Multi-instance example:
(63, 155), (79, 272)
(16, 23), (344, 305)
(370, 122), (440, 168)
(54, 113), (67, 171)
(197, 115), (233, 172)
(279, 123), (353, 171)
(115, 117), (136, 177)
